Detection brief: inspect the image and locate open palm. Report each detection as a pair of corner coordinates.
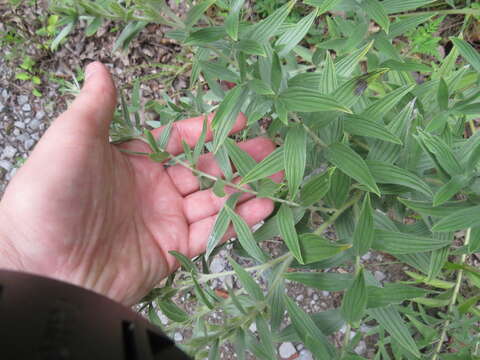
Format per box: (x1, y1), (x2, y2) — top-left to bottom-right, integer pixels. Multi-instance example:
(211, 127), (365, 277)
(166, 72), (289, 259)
(0, 63), (277, 305)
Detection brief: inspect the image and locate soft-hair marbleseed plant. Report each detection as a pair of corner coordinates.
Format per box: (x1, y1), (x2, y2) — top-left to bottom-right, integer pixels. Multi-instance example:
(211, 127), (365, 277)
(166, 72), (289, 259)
(43, 0), (480, 358)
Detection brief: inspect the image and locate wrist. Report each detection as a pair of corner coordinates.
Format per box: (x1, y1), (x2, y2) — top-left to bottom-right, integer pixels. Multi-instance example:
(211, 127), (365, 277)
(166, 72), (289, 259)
(0, 212), (23, 271)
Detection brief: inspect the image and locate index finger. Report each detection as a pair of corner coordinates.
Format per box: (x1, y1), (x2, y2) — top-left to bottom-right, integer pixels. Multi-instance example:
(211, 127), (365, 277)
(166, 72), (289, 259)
(152, 112), (247, 156)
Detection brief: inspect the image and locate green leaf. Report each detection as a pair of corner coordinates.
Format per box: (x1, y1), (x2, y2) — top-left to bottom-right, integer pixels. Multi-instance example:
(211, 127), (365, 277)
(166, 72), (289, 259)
(277, 205), (303, 263)
(362, 0), (389, 33)
(380, 59), (432, 72)
(335, 41), (373, 77)
(224, 205), (268, 263)
(304, 0), (342, 15)
(211, 86), (247, 153)
(284, 296), (336, 358)
(382, 0), (436, 14)
(321, 52), (338, 94)
(437, 78), (449, 111)
(51, 21), (74, 51)
(288, 72), (322, 90)
(366, 160), (432, 197)
(432, 205), (480, 232)
(200, 61), (239, 83)
(325, 143), (380, 195)
(417, 129), (463, 177)
(225, 0), (244, 40)
(372, 229), (452, 254)
(342, 268), (367, 325)
(248, 79), (275, 96)
(185, 0), (216, 27)
(229, 257), (264, 301)
(157, 299), (189, 323)
(389, 14), (433, 39)
(451, 37), (480, 73)
(214, 144), (234, 181)
(284, 272), (353, 291)
(186, 26), (225, 45)
(284, 125), (306, 198)
(398, 198), (471, 218)
(299, 233), (351, 264)
(369, 306), (421, 358)
(193, 116), (208, 165)
(433, 175), (469, 207)
(361, 84), (414, 121)
(343, 115), (402, 144)
(428, 240), (450, 280)
(279, 87), (352, 113)
(255, 315), (276, 359)
(15, 72), (31, 81)
(367, 284), (430, 308)
(300, 170), (332, 207)
(240, 147), (284, 184)
(353, 194), (374, 256)
(205, 193), (241, 259)
(208, 339), (220, 360)
(235, 39), (267, 56)
(225, 139), (257, 177)
(169, 250), (197, 274)
(247, 0), (295, 43)
(113, 21), (147, 51)
(276, 10), (317, 56)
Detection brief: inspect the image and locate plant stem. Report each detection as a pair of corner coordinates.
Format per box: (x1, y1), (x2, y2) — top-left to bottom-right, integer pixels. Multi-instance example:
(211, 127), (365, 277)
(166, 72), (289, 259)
(314, 192), (362, 235)
(432, 227), (472, 360)
(292, 115), (327, 148)
(342, 255), (362, 354)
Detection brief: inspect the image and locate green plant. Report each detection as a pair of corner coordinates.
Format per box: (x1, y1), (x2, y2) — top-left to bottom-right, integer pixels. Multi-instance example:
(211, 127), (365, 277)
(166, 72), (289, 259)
(15, 55), (43, 97)
(26, 0), (480, 358)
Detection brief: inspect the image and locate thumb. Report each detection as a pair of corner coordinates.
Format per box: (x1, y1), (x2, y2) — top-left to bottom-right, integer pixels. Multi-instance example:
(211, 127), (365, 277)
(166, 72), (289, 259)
(58, 61), (117, 139)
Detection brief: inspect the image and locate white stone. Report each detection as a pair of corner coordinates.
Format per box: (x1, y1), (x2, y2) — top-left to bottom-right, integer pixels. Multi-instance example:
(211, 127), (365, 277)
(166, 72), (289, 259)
(2, 145), (17, 159)
(1, 89), (9, 99)
(35, 110), (45, 120)
(24, 139), (35, 150)
(248, 322), (257, 333)
(296, 294), (304, 302)
(299, 349), (314, 360)
(361, 252), (371, 261)
(173, 332), (183, 342)
(279, 342), (296, 359)
(22, 104), (31, 112)
(321, 291), (329, 297)
(17, 95), (28, 105)
(210, 256), (226, 273)
(374, 271), (386, 282)
(14, 121), (25, 129)
(355, 341), (367, 355)
(28, 119), (41, 130)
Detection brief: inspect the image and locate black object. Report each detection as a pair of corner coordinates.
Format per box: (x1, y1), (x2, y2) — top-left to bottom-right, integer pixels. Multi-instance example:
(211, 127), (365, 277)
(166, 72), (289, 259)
(0, 270), (191, 360)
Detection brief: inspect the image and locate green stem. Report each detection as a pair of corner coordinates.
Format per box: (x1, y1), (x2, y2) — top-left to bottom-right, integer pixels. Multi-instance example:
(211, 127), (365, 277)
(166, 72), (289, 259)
(314, 192), (362, 235)
(292, 115), (327, 148)
(119, 145), (301, 207)
(432, 227), (472, 360)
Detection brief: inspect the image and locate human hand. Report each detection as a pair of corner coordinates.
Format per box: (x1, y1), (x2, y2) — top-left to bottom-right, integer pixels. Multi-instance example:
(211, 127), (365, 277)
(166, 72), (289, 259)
(0, 62), (279, 306)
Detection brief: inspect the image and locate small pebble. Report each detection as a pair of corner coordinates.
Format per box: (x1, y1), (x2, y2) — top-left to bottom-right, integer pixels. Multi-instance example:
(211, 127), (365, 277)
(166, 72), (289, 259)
(278, 342), (296, 359)
(14, 121), (26, 130)
(355, 341), (367, 355)
(296, 294), (304, 302)
(22, 104), (31, 112)
(24, 139), (35, 150)
(35, 110), (46, 120)
(249, 322), (257, 333)
(374, 271), (386, 282)
(2, 145), (17, 159)
(17, 95), (28, 105)
(173, 332), (183, 342)
(361, 252), (371, 261)
(28, 119), (41, 130)
(1, 89), (9, 99)
(0, 160), (12, 172)
(299, 349), (314, 360)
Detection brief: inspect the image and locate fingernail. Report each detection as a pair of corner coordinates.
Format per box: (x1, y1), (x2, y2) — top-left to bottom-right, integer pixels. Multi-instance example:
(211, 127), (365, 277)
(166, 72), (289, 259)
(85, 62), (99, 81)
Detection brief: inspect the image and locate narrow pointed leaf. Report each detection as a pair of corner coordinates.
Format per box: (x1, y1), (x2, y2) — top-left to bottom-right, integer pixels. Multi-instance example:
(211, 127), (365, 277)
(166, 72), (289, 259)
(300, 170), (332, 206)
(321, 51), (338, 94)
(398, 198), (471, 218)
(304, 0), (342, 14)
(353, 194), (374, 256)
(185, 0), (216, 27)
(235, 39), (267, 56)
(433, 175), (469, 207)
(343, 115), (402, 144)
(224, 205), (267, 263)
(325, 143), (380, 195)
(372, 229), (452, 254)
(363, 0), (389, 33)
(367, 284), (429, 308)
(361, 85), (414, 121)
(240, 147), (284, 184)
(335, 41), (373, 77)
(225, 138), (257, 177)
(225, 0), (245, 40)
(299, 233), (351, 264)
(248, 0), (295, 43)
(279, 87), (352, 113)
(369, 306), (421, 358)
(451, 37), (480, 73)
(277, 205), (303, 263)
(366, 160), (432, 197)
(229, 257), (264, 301)
(211, 86), (247, 153)
(285, 125), (306, 198)
(432, 205), (480, 232)
(276, 10), (317, 56)
(382, 0), (436, 14)
(342, 268), (367, 325)
(158, 299), (189, 323)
